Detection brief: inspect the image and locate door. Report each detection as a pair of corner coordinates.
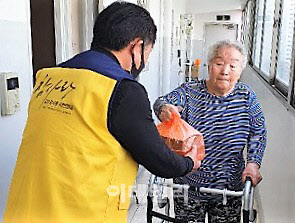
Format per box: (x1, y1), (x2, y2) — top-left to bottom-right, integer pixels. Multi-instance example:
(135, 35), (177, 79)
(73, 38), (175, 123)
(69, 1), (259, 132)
(30, 0), (56, 85)
(202, 23), (238, 79)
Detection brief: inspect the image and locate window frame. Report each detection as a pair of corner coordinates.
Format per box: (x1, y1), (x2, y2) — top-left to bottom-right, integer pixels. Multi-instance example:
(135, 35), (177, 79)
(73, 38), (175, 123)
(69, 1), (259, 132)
(246, 0), (295, 108)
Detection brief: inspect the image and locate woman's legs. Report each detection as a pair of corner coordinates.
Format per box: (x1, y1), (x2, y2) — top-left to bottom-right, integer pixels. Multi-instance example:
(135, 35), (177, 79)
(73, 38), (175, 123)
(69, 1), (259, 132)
(174, 190), (242, 223)
(207, 197), (242, 223)
(174, 189), (208, 223)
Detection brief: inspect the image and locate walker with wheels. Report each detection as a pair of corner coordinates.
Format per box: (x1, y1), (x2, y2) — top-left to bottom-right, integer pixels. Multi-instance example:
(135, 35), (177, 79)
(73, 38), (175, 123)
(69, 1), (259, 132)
(146, 175), (257, 223)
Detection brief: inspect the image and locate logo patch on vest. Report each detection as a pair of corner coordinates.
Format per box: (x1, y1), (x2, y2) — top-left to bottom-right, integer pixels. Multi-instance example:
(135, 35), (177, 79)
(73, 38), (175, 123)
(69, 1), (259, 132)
(33, 73), (76, 115)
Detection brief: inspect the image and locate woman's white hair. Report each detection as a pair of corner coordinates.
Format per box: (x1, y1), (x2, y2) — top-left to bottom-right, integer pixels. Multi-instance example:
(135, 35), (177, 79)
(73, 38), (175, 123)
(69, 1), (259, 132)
(207, 40), (247, 69)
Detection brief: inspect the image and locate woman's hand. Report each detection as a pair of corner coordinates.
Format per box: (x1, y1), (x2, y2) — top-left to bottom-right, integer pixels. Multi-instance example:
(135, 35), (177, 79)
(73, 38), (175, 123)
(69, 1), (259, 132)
(159, 104), (183, 122)
(242, 162), (262, 187)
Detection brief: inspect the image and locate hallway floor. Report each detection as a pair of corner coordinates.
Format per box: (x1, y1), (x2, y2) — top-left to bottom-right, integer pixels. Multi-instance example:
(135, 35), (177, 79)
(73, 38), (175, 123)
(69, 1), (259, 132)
(128, 166), (152, 223)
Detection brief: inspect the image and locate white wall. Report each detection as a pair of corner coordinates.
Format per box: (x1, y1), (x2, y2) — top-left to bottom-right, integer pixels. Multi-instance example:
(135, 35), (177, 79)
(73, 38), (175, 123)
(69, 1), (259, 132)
(138, 0), (162, 106)
(118, 0), (185, 123)
(0, 0), (33, 220)
(102, 0), (137, 8)
(191, 10), (242, 78)
(241, 67), (295, 223)
(193, 10), (242, 40)
(0, 0), (27, 21)
(185, 0), (241, 14)
(170, 0), (187, 90)
(71, 0), (81, 55)
(139, 0), (187, 106)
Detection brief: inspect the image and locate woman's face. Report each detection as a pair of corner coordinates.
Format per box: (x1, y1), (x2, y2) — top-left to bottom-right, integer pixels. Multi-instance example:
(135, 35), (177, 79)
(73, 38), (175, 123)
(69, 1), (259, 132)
(207, 46), (243, 96)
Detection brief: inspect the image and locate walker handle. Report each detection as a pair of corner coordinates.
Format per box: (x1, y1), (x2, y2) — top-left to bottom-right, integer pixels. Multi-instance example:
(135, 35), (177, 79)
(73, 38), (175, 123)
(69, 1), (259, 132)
(243, 177), (257, 223)
(246, 176), (252, 183)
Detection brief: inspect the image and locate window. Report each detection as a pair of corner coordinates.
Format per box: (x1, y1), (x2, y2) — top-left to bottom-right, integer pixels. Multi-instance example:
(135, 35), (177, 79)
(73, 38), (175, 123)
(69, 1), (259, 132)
(276, 0), (295, 87)
(252, 0), (264, 67)
(260, 0), (276, 75)
(247, 0), (295, 108)
(241, 0), (255, 61)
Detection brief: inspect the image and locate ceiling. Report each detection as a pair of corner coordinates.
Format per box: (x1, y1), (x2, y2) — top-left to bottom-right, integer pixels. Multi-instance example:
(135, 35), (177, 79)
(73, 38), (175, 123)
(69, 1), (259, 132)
(185, 0), (246, 14)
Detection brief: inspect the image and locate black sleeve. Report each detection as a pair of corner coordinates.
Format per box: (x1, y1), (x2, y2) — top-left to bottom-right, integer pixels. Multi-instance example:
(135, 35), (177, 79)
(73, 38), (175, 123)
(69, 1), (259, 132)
(107, 79), (193, 178)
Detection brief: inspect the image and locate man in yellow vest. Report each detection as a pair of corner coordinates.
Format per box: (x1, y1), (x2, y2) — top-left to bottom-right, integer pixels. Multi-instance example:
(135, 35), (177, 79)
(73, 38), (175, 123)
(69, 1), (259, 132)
(3, 2), (201, 223)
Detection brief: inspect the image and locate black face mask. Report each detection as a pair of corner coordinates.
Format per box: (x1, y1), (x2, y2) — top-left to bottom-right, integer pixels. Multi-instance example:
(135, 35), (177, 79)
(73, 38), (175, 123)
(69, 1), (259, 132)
(130, 43), (145, 79)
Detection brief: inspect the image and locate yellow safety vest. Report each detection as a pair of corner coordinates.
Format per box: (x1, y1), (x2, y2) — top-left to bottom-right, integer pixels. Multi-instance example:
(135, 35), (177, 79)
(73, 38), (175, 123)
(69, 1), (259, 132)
(3, 54), (138, 223)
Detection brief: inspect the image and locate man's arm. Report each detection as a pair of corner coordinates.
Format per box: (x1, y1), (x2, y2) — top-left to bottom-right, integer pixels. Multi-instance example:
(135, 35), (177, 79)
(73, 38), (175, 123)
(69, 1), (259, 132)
(107, 79), (194, 178)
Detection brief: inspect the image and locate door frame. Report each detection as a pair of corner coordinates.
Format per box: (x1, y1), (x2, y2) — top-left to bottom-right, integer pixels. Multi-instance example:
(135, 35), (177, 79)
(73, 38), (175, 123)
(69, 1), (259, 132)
(53, 0), (73, 64)
(203, 22), (239, 56)
(79, 0), (98, 52)
(202, 22), (239, 77)
(53, 0), (98, 64)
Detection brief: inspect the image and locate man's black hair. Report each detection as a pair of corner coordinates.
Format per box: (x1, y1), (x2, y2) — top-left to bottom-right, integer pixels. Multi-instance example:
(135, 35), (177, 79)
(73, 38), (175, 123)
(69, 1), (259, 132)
(91, 1), (157, 51)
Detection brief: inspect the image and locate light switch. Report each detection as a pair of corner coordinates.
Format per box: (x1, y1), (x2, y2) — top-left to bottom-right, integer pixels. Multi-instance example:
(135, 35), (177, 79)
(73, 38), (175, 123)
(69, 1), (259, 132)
(0, 72), (20, 116)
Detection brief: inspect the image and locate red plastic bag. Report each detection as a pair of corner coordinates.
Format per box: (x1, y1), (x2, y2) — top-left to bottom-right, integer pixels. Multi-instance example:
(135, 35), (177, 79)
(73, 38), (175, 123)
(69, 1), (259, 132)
(157, 113), (205, 160)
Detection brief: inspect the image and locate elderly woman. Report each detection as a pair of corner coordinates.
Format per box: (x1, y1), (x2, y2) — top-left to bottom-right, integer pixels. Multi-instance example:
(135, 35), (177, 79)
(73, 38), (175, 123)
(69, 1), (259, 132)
(153, 40), (267, 223)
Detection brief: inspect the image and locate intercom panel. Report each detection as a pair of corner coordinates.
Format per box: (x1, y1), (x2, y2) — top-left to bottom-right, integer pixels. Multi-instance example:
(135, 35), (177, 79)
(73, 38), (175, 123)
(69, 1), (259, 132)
(0, 72), (20, 115)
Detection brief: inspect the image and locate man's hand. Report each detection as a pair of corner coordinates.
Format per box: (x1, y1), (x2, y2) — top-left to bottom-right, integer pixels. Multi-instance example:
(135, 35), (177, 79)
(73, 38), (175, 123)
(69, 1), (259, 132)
(242, 162), (262, 187)
(185, 144), (201, 172)
(159, 104), (183, 122)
